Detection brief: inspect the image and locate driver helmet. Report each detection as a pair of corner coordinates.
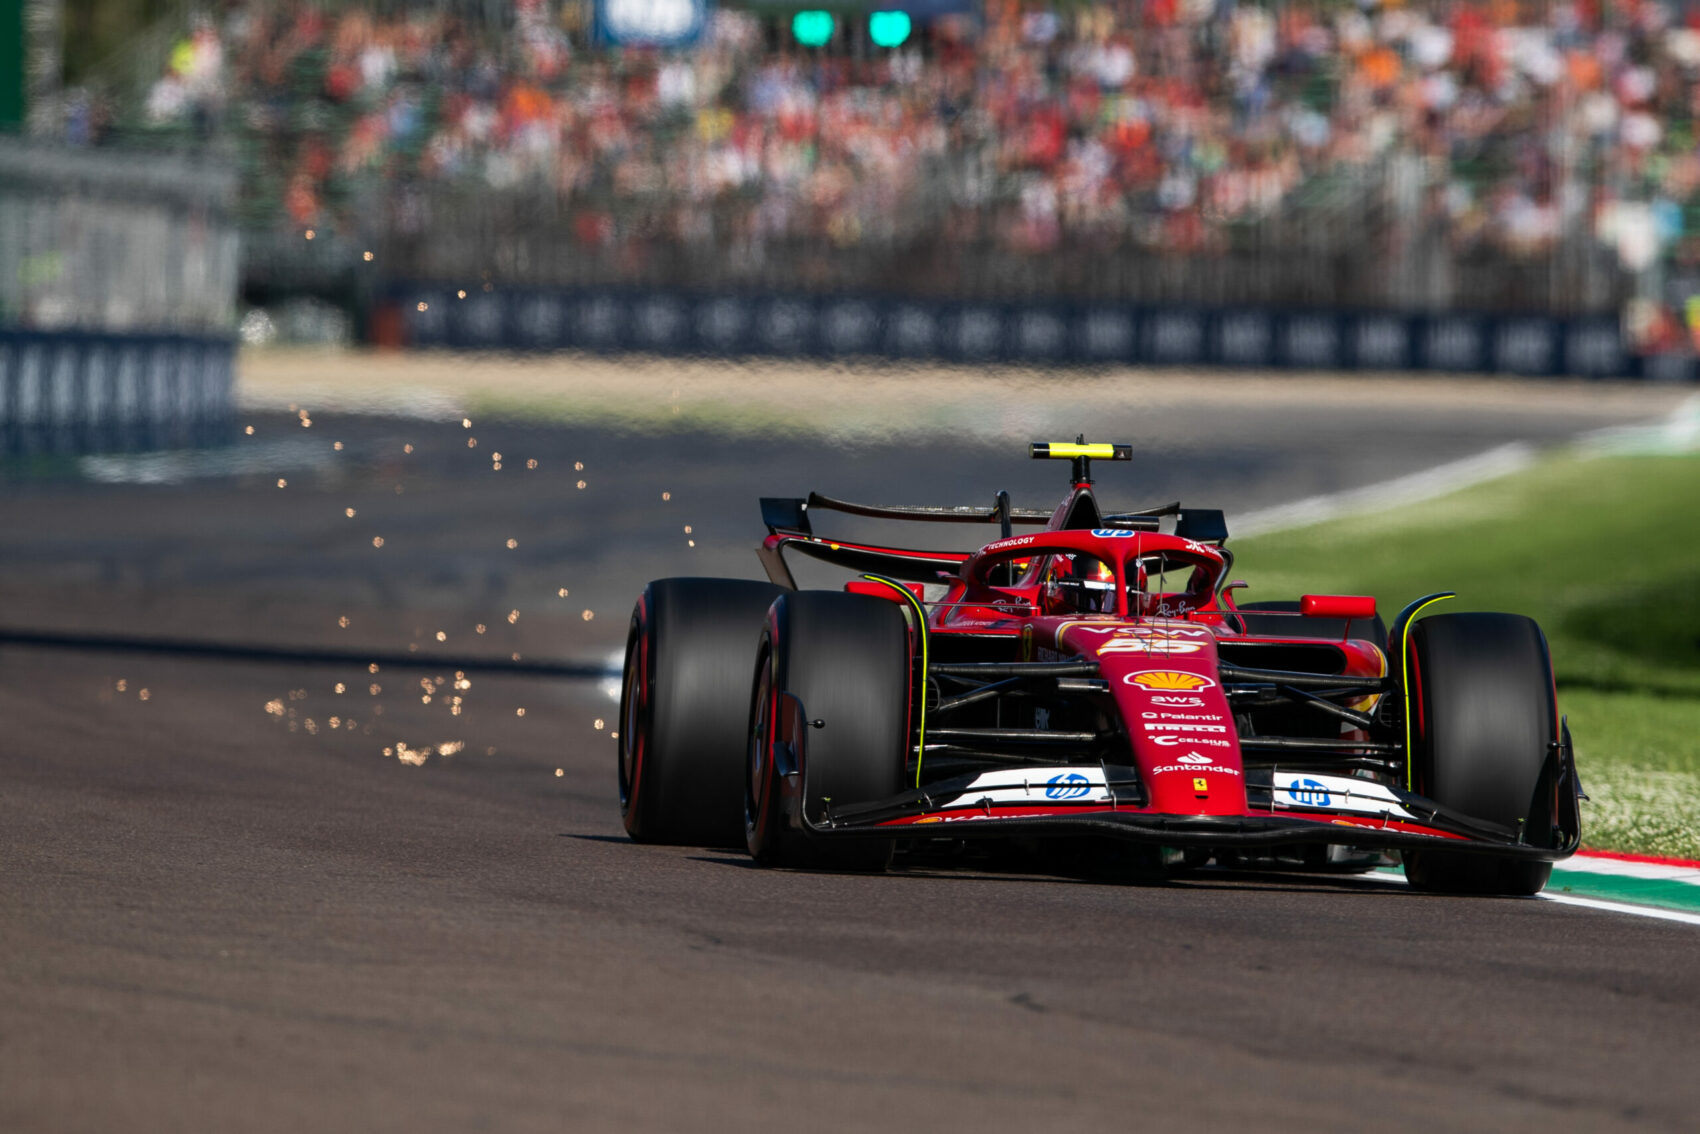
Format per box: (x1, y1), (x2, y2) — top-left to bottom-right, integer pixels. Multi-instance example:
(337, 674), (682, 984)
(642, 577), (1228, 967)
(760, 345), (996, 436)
(1063, 555), (1118, 614)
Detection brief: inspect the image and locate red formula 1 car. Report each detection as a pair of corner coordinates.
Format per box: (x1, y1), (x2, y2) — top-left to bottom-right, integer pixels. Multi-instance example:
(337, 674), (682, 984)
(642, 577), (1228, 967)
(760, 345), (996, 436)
(617, 441), (1581, 895)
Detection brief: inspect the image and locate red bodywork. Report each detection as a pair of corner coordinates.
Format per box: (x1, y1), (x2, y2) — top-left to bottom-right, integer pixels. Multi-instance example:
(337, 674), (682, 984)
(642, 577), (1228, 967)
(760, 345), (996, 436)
(752, 473), (1577, 863)
(756, 480), (1478, 850)
(882, 526), (1395, 831)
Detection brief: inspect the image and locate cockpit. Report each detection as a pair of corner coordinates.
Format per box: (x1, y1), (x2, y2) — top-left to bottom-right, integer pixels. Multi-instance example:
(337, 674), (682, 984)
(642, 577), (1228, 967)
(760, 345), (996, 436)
(1013, 546), (1223, 617)
(1123, 550), (1219, 617)
(1037, 552), (1119, 614)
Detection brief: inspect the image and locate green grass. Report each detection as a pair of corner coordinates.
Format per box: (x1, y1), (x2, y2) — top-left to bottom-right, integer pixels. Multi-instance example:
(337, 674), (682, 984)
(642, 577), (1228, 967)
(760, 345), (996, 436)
(1230, 451), (1700, 858)
(1558, 689), (1700, 859)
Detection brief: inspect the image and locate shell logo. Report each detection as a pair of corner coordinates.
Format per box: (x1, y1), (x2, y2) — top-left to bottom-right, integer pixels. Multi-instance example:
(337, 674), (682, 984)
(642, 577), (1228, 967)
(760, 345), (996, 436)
(1123, 670), (1218, 692)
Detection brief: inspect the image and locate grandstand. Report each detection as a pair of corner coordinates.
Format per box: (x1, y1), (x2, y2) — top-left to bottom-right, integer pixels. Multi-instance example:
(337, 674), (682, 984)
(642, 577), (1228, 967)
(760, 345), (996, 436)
(33, 0), (1700, 366)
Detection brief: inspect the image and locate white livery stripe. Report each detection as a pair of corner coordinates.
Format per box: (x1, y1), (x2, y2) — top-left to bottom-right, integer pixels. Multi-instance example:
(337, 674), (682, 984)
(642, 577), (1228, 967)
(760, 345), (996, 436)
(932, 767), (1121, 809)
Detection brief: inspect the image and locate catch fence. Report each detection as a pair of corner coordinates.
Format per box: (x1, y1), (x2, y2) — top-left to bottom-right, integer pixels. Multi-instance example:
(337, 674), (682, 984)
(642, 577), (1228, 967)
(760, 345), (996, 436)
(0, 139), (239, 454)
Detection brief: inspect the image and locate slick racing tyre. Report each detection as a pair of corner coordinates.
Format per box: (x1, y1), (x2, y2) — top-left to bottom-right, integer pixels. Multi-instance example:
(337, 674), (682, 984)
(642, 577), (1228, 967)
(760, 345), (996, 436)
(1236, 600), (1387, 646)
(745, 591), (910, 872)
(618, 577), (784, 847)
(1401, 612), (1558, 896)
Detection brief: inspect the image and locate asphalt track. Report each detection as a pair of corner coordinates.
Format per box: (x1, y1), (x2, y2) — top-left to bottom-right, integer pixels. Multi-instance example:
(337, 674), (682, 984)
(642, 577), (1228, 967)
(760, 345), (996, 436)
(4, 379), (1699, 1131)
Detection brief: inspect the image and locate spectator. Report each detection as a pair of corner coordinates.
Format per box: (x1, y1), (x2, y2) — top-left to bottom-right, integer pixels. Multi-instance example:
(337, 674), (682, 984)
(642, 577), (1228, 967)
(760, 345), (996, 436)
(112, 0), (1700, 293)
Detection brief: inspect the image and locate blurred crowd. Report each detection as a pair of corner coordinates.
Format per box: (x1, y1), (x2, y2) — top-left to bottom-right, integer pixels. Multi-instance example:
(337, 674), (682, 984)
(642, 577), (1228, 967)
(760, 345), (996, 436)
(92, 0), (1700, 286)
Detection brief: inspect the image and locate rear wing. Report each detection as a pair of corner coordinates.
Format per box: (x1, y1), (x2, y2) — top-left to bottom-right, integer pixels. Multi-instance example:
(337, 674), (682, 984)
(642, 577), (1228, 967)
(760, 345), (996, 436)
(761, 495), (1228, 544)
(755, 438), (1230, 588)
(756, 493), (1011, 590)
(761, 493), (1051, 538)
(756, 532), (970, 590)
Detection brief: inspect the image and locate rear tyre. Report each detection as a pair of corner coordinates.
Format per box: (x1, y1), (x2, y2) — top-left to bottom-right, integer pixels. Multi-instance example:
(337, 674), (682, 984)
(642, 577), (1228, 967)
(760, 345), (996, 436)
(745, 591), (910, 872)
(1400, 612), (1557, 896)
(618, 577), (784, 847)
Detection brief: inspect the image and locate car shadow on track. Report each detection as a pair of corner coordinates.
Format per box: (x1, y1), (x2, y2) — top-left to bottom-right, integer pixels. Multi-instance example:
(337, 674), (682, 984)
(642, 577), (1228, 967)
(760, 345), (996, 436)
(679, 850), (1455, 897)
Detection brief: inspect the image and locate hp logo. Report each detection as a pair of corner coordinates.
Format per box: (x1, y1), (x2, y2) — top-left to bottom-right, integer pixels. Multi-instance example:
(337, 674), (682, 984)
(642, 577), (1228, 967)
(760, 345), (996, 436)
(1287, 778), (1332, 808)
(1045, 773), (1092, 800)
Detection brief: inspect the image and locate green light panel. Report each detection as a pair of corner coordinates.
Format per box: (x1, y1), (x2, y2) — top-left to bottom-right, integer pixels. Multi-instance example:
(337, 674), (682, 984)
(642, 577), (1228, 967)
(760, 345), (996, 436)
(868, 11), (912, 48)
(792, 11), (835, 47)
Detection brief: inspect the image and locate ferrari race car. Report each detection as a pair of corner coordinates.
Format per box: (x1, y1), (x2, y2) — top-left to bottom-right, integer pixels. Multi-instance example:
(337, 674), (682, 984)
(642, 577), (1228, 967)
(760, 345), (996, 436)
(617, 441), (1582, 895)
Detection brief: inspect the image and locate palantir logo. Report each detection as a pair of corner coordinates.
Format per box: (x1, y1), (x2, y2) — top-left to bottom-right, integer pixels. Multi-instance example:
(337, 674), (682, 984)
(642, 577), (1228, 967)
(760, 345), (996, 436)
(1045, 773), (1092, 800)
(1287, 778), (1332, 807)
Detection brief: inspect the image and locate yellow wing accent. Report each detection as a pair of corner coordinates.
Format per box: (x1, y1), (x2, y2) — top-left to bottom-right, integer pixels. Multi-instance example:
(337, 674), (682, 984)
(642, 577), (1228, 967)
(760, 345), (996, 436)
(859, 575), (931, 788)
(1401, 594), (1455, 789)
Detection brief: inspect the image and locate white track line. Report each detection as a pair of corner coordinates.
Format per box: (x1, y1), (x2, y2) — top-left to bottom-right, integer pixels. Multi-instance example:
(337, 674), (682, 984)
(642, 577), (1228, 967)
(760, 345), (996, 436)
(79, 436), (341, 484)
(1536, 892), (1700, 927)
(1233, 394), (1700, 538)
(1231, 442), (1536, 537)
(1561, 855), (1700, 884)
(1361, 868), (1700, 926)
(1576, 393), (1700, 456)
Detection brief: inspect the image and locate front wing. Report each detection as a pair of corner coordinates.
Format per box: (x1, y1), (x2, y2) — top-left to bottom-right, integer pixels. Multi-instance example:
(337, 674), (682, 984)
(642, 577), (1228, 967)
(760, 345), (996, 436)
(774, 752), (1583, 862)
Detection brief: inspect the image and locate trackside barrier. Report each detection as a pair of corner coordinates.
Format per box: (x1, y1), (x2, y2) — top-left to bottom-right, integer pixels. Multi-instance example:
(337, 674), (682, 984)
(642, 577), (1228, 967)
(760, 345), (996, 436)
(0, 330), (237, 456)
(392, 285), (1690, 381)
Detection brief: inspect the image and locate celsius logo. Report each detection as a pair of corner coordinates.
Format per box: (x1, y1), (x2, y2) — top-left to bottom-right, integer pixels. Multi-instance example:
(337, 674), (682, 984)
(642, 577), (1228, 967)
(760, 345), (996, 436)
(1287, 778), (1332, 807)
(1124, 670), (1218, 692)
(1045, 773), (1092, 800)
(1176, 753), (1214, 765)
(1151, 735), (1232, 748)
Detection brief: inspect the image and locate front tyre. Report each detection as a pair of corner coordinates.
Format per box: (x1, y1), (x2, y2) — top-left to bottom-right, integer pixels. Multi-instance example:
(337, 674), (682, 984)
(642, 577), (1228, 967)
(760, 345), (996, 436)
(618, 577), (784, 847)
(1401, 612), (1558, 896)
(745, 591), (910, 871)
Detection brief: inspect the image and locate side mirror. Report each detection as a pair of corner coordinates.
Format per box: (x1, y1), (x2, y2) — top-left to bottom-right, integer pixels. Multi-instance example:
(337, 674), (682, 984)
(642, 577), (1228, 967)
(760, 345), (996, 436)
(1300, 594), (1377, 619)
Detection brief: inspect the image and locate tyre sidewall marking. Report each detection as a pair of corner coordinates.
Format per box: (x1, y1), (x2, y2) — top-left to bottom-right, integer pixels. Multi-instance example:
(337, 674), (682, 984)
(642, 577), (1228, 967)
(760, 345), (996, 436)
(747, 643), (776, 846)
(620, 598), (651, 824)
